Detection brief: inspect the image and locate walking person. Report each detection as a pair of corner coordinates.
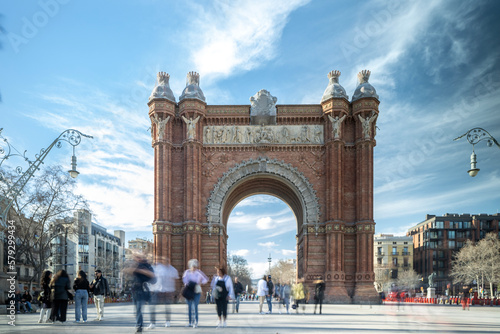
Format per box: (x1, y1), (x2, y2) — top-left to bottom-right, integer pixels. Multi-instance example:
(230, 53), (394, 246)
(73, 270), (90, 323)
(266, 275), (274, 314)
(211, 267), (234, 328)
(49, 269), (71, 324)
(313, 279), (325, 314)
(257, 275), (268, 314)
(123, 253), (156, 333)
(182, 259), (208, 328)
(233, 277), (244, 313)
(147, 256), (178, 329)
(292, 279), (307, 315)
(279, 281), (291, 314)
(38, 270), (52, 323)
(89, 269), (109, 321)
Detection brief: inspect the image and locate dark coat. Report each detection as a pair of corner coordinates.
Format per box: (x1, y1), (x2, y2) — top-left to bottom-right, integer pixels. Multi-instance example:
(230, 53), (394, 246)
(51, 276), (71, 300)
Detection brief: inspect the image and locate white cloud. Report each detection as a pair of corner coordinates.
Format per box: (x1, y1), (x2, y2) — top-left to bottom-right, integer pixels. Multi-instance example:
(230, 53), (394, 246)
(233, 249), (250, 257)
(188, 0), (311, 78)
(257, 241), (278, 250)
(248, 261), (269, 279)
(256, 216), (273, 230)
(281, 249), (296, 256)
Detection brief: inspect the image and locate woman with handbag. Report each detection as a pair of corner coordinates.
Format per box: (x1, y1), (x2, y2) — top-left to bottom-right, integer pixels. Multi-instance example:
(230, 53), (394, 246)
(73, 270), (90, 323)
(49, 269), (71, 324)
(38, 270), (52, 323)
(182, 259), (208, 328)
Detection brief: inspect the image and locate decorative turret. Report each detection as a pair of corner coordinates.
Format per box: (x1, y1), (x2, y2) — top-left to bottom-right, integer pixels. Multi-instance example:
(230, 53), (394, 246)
(149, 72), (176, 103)
(179, 71), (206, 102)
(351, 70), (379, 102)
(321, 70), (348, 102)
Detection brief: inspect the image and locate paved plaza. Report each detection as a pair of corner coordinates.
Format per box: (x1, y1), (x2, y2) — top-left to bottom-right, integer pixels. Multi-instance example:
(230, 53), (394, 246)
(2, 301), (500, 333)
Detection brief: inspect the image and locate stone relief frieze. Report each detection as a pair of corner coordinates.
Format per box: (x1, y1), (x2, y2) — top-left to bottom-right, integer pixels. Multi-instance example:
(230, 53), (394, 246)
(203, 124), (323, 145)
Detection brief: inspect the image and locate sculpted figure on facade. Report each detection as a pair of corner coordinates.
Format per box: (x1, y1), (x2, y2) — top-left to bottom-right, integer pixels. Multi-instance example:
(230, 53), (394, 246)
(152, 114), (170, 141)
(357, 110), (377, 139)
(181, 115), (200, 139)
(328, 114), (347, 139)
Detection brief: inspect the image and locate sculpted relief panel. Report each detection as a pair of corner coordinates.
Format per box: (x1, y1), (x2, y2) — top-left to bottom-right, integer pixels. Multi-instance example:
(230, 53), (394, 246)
(203, 124), (324, 145)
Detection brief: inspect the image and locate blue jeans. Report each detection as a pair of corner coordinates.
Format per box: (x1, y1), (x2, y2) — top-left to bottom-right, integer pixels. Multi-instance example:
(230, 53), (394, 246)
(75, 289), (89, 321)
(133, 290), (148, 330)
(266, 295), (273, 312)
(186, 293), (201, 325)
(235, 294), (241, 312)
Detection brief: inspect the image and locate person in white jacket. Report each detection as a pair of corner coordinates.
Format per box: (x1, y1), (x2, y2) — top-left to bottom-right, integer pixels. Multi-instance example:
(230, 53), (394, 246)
(256, 275), (269, 314)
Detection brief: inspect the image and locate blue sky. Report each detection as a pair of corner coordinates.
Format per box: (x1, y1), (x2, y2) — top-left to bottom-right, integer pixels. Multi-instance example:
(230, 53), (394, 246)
(1, 1), (499, 278)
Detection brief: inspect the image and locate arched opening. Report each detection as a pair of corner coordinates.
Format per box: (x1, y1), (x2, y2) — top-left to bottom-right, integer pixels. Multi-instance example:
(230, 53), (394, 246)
(226, 194), (298, 282)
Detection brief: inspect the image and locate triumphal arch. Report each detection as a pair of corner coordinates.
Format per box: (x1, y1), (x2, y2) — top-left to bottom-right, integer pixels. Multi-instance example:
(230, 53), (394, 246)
(148, 69), (380, 303)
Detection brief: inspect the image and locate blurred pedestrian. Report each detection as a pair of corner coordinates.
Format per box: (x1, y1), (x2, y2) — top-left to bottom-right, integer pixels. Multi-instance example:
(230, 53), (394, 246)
(182, 259), (208, 328)
(279, 281), (291, 314)
(313, 279), (325, 314)
(147, 256), (178, 329)
(38, 270), (52, 323)
(73, 270), (90, 323)
(211, 266), (234, 328)
(292, 278), (307, 315)
(123, 253), (156, 333)
(49, 269), (71, 324)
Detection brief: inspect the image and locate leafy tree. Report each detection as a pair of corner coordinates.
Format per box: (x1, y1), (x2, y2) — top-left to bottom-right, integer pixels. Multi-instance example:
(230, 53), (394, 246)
(227, 254), (252, 292)
(1, 165), (88, 286)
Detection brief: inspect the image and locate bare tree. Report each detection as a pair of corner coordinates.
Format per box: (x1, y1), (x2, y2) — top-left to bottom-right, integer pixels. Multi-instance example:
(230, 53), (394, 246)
(269, 259), (295, 284)
(396, 269), (422, 294)
(450, 233), (500, 296)
(1, 165), (88, 285)
(374, 267), (392, 293)
(227, 255), (252, 291)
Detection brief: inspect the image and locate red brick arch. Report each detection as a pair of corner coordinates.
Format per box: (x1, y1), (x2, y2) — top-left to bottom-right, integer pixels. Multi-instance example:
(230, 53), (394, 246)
(149, 73), (380, 303)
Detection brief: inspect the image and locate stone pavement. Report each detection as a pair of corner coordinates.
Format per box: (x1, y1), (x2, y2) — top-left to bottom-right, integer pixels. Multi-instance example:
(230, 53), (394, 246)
(2, 301), (500, 333)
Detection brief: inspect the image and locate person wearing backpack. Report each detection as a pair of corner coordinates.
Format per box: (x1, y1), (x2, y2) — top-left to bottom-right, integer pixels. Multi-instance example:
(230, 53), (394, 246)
(123, 253), (156, 333)
(211, 266), (234, 328)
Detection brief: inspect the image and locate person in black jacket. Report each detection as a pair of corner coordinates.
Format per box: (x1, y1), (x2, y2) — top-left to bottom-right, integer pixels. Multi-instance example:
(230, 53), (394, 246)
(73, 270), (90, 323)
(233, 277), (244, 313)
(49, 270), (71, 323)
(266, 275), (274, 314)
(38, 270), (52, 323)
(89, 269), (109, 321)
(313, 279), (325, 314)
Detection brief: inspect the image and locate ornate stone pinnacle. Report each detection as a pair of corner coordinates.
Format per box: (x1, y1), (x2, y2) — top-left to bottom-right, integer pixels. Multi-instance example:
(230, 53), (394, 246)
(187, 71), (200, 86)
(358, 70), (371, 84)
(328, 70), (341, 83)
(157, 72), (170, 85)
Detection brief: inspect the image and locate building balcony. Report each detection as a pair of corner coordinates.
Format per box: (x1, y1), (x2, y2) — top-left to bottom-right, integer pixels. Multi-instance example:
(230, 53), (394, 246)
(376, 252), (385, 257)
(391, 252), (399, 256)
(402, 251), (411, 256)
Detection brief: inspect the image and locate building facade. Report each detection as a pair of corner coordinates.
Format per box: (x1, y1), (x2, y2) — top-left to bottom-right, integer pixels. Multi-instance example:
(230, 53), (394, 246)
(374, 234), (413, 282)
(128, 238), (154, 255)
(49, 209), (126, 294)
(149, 69), (381, 303)
(407, 213), (500, 294)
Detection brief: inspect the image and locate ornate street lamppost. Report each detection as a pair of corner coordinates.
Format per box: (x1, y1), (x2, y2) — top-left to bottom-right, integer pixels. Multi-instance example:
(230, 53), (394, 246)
(268, 253), (272, 273)
(454, 127), (500, 177)
(0, 128), (93, 224)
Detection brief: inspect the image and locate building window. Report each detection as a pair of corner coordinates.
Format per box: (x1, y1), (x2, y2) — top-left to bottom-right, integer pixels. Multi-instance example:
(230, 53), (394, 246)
(392, 258), (398, 266)
(393, 242), (397, 245)
(377, 247), (383, 255)
(392, 246), (397, 255)
(448, 231), (455, 239)
(449, 240), (456, 249)
(377, 258), (382, 265)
